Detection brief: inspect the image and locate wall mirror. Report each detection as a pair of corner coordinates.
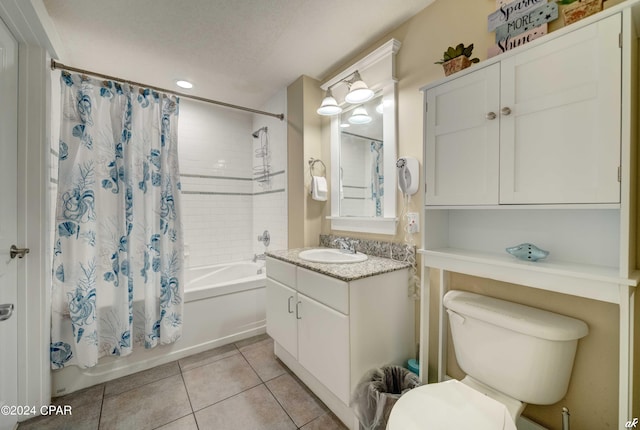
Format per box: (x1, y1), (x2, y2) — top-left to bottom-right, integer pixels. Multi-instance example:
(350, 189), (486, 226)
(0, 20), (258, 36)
(338, 94), (384, 217)
(324, 39), (400, 235)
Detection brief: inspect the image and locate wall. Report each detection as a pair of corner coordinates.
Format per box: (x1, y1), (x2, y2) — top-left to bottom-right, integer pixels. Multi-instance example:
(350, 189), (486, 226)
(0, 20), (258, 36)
(313, 0), (626, 428)
(287, 75), (324, 248)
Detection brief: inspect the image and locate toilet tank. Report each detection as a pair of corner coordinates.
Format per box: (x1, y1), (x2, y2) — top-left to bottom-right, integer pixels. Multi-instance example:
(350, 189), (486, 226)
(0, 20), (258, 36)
(443, 290), (588, 405)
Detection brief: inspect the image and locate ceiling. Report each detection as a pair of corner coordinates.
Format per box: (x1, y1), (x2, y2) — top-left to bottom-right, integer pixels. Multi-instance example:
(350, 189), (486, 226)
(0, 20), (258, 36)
(42, 0), (435, 110)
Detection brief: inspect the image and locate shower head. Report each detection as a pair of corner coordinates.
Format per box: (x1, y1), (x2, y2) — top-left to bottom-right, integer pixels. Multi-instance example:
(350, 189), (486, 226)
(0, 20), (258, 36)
(252, 126), (267, 138)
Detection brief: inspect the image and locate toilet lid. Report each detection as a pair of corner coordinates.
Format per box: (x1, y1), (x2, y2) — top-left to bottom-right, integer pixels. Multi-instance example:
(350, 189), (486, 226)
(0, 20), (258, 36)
(387, 380), (518, 430)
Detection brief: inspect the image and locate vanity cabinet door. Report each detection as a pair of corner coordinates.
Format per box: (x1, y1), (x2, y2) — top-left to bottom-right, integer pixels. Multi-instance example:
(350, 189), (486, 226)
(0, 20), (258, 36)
(266, 278), (298, 360)
(297, 294), (350, 404)
(499, 14), (621, 204)
(425, 63), (501, 206)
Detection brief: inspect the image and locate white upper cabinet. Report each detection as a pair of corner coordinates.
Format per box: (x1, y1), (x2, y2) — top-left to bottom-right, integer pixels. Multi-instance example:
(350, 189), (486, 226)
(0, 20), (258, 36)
(425, 13), (621, 206)
(499, 14), (621, 204)
(425, 63), (500, 205)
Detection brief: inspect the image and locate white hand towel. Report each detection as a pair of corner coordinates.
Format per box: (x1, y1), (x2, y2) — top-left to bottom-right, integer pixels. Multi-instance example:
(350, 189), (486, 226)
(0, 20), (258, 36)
(311, 176), (327, 201)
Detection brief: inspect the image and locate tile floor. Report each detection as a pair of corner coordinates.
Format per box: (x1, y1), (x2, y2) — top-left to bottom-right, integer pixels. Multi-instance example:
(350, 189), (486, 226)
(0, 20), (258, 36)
(18, 334), (348, 430)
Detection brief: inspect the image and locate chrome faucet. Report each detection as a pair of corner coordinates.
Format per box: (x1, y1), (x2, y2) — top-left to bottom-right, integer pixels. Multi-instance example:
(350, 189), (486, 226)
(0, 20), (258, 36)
(253, 253), (266, 262)
(333, 238), (359, 254)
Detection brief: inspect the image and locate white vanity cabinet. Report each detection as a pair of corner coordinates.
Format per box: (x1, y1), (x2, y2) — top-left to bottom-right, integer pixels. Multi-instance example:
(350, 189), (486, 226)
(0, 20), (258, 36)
(265, 256), (413, 429)
(425, 13), (621, 206)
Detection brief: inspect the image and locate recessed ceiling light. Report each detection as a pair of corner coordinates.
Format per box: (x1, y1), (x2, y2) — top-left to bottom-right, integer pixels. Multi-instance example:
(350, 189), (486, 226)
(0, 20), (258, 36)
(176, 80), (193, 89)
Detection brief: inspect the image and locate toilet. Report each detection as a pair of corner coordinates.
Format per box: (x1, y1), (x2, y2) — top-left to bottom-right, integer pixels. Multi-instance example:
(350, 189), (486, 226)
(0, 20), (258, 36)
(387, 290), (589, 430)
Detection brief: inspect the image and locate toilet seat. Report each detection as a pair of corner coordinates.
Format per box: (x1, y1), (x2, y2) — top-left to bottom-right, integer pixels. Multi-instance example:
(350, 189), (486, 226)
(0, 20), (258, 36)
(387, 379), (518, 430)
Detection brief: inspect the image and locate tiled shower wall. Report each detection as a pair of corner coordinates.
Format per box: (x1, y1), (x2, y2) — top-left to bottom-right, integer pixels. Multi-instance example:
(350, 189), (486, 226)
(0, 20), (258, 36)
(179, 90), (288, 268)
(251, 90), (287, 257)
(179, 100), (255, 268)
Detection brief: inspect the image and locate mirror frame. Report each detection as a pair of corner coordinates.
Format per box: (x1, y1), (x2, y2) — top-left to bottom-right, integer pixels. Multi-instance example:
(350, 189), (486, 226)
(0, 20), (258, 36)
(325, 39), (401, 235)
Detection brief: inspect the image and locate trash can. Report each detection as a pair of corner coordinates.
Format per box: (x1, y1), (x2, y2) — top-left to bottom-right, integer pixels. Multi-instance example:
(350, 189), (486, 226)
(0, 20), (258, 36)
(351, 365), (421, 430)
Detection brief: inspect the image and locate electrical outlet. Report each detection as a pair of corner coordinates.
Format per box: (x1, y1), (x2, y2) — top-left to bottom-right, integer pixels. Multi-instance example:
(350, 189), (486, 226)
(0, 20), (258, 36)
(406, 212), (419, 233)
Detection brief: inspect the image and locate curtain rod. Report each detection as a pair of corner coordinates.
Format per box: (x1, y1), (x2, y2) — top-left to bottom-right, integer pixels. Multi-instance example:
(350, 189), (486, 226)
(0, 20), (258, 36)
(50, 60), (285, 121)
(341, 130), (382, 143)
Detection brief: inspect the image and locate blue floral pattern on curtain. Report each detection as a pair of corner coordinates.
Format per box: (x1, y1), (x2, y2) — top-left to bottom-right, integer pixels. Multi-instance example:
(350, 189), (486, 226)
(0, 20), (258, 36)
(51, 72), (184, 369)
(370, 141), (384, 217)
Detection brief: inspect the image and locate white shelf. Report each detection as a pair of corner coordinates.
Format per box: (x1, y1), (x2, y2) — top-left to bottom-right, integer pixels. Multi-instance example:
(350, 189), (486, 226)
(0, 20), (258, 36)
(419, 248), (638, 304)
(425, 203), (621, 210)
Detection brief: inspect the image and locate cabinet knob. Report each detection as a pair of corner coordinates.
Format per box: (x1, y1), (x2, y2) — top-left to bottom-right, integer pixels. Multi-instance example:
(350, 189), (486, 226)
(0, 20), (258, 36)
(501, 107), (512, 116)
(486, 112), (496, 120)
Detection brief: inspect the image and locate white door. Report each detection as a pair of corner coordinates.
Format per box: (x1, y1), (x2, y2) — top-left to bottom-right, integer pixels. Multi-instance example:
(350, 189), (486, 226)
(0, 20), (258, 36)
(0, 16), (19, 430)
(424, 63), (501, 206)
(499, 14), (621, 204)
(297, 294), (349, 404)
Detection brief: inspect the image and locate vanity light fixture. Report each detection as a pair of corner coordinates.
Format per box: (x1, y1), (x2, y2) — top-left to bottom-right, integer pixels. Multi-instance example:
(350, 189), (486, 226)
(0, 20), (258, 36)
(348, 106), (372, 124)
(176, 80), (193, 89)
(317, 70), (374, 116)
(344, 71), (374, 104)
(316, 88), (343, 115)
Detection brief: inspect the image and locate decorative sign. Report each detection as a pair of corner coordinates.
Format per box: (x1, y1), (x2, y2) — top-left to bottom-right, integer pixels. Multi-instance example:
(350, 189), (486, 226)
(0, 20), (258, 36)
(488, 0), (547, 32)
(495, 2), (558, 41)
(487, 24), (548, 58)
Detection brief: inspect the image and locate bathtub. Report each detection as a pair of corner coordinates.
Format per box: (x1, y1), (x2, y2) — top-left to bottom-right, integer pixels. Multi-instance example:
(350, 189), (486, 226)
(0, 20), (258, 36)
(51, 261), (266, 396)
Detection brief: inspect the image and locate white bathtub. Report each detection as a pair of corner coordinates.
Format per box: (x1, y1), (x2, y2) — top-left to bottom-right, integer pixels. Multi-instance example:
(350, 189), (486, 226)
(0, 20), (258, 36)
(51, 261), (267, 396)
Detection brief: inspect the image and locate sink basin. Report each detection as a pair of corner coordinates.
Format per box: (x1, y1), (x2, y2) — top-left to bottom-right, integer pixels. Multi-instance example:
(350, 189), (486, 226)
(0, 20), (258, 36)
(298, 248), (368, 264)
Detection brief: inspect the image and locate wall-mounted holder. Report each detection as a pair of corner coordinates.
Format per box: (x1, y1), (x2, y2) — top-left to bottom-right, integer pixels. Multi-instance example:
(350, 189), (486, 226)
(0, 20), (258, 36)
(308, 158), (326, 178)
(309, 158), (328, 201)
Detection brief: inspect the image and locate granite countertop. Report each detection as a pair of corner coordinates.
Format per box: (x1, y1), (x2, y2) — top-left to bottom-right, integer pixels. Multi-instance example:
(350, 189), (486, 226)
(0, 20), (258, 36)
(265, 247), (411, 282)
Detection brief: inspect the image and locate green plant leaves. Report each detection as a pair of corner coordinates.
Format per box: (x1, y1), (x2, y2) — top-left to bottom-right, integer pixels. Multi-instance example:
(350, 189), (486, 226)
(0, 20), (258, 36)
(435, 43), (479, 65)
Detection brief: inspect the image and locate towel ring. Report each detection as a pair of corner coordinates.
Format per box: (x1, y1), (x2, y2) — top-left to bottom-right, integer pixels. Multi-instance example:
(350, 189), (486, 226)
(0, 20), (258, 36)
(308, 158), (326, 179)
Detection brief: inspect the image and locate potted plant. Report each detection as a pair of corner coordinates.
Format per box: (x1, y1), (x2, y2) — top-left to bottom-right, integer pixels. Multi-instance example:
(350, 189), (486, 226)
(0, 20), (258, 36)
(435, 43), (480, 76)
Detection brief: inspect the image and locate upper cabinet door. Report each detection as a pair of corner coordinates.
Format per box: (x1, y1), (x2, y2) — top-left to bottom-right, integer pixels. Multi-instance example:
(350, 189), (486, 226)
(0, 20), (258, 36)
(499, 14), (621, 204)
(425, 63), (501, 205)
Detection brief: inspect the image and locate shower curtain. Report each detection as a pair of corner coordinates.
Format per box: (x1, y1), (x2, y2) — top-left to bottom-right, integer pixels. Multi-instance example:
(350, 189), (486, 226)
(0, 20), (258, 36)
(50, 72), (184, 369)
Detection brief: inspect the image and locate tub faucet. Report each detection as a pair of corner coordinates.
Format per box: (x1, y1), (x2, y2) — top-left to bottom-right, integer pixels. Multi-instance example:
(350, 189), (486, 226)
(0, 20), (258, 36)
(333, 238), (359, 254)
(253, 253), (266, 262)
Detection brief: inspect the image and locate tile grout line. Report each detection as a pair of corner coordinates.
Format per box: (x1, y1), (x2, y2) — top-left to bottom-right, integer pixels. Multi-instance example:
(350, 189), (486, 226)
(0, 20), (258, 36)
(185, 353), (263, 415)
(101, 363), (182, 400)
(236, 339), (306, 429)
(97, 383), (105, 430)
(178, 366), (198, 424)
(262, 380), (300, 429)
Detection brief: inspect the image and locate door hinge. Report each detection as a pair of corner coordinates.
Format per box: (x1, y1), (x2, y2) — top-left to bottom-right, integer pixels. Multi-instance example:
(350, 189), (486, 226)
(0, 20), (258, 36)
(619, 33), (622, 48)
(618, 166), (622, 182)
(425, 101), (428, 112)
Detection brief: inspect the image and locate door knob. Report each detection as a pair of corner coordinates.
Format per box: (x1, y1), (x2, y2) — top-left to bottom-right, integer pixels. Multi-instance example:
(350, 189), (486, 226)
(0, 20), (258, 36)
(486, 112), (496, 120)
(501, 107), (512, 116)
(0, 304), (14, 321)
(10, 245), (29, 259)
